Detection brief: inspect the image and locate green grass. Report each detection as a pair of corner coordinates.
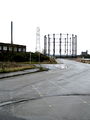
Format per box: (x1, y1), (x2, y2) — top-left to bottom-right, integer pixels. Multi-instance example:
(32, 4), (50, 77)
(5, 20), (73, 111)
(0, 62), (49, 73)
(0, 62), (36, 73)
(0, 57), (57, 73)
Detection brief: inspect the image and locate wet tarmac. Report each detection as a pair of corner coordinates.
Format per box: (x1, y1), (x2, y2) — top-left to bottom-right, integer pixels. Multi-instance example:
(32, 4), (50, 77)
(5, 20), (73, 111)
(0, 59), (90, 120)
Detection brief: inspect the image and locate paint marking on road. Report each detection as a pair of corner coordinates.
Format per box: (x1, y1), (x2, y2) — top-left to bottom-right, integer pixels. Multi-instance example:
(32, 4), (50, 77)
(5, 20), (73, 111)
(83, 101), (87, 103)
(49, 105), (52, 107)
(32, 85), (43, 97)
(80, 98), (87, 104)
(50, 80), (67, 91)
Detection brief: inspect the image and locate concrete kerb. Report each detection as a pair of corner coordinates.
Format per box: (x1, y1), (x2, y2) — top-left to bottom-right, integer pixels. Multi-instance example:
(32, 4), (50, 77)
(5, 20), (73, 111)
(0, 69), (40, 79)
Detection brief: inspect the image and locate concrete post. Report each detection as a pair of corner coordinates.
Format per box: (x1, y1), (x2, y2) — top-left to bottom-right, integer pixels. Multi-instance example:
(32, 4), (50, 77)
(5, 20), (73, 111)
(44, 35), (47, 55)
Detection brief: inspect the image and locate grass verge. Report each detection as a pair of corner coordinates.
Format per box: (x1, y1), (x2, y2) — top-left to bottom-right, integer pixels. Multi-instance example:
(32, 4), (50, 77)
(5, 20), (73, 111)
(0, 62), (49, 73)
(0, 62), (36, 73)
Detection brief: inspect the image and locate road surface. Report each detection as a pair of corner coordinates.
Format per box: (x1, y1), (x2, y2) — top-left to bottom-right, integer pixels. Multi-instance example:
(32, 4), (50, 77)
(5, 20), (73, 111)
(0, 59), (90, 120)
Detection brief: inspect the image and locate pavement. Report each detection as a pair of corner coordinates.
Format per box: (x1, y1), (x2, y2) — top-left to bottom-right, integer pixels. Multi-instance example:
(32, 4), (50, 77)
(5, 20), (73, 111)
(0, 68), (39, 79)
(0, 63), (66, 79)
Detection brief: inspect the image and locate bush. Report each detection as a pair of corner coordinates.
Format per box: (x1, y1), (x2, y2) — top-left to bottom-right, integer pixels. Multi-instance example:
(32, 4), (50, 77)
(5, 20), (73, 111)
(0, 51), (56, 63)
(0, 52), (30, 62)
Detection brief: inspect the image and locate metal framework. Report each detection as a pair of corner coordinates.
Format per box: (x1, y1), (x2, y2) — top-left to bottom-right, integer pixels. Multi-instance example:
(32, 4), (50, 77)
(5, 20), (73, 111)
(44, 33), (77, 57)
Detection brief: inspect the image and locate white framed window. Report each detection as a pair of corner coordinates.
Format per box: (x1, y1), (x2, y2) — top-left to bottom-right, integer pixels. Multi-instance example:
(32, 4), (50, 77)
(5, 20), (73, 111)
(3, 46), (7, 51)
(18, 48), (21, 52)
(0, 46), (2, 50)
(23, 48), (26, 52)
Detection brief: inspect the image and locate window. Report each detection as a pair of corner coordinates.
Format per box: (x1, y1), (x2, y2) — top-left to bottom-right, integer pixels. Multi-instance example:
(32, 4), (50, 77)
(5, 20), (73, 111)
(18, 48), (21, 52)
(23, 48), (26, 52)
(3, 46), (7, 51)
(0, 46), (2, 50)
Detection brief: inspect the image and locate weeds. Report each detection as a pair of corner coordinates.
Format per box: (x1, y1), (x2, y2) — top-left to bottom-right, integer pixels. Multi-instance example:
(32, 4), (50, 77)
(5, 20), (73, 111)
(0, 62), (36, 73)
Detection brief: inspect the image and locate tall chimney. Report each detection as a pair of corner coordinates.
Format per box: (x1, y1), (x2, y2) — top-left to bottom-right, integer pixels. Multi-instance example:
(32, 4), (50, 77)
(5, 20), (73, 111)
(11, 21), (13, 44)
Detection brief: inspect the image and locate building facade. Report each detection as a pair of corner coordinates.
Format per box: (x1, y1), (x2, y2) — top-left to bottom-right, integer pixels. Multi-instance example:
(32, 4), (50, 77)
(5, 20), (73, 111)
(0, 42), (26, 53)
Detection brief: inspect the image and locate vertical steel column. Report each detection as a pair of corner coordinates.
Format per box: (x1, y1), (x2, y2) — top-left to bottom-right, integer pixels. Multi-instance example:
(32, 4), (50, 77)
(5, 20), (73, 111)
(65, 38), (66, 55)
(59, 33), (62, 57)
(44, 35), (47, 55)
(75, 35), (77, 56)
(48, 34), (50, 56)
(73, 36), (75, 56)
(70, 37), (71, 55)
(53, 34), (55, 57)
(72, 34), (74, 57)
(67, 34), (68, 56)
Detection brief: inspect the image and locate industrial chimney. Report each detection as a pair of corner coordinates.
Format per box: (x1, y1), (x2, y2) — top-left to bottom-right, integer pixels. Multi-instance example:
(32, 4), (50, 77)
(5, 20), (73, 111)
(11, 21), (13, 44)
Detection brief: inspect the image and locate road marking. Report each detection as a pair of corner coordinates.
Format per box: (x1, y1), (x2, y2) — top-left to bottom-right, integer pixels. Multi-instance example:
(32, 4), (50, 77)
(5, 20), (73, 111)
(49, 105), (52, 107)
(50, 80), (67, 90)
(32, 85), (43, 97)
(80, 98), (87, 104)
(83, 101), (87, 103)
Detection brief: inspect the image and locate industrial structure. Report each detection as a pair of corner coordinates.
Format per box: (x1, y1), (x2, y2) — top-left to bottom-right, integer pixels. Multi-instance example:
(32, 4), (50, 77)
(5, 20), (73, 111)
(81, 50), (88, 57)
(44, 33), (77, 57)
(11, 21), (13, 44)
(0, 21), (26, 53)
(36, 27), (40, 52)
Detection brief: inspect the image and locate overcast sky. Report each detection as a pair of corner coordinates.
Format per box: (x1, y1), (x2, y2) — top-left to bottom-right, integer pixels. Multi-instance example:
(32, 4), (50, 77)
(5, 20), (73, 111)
(0, 0), (90, 54)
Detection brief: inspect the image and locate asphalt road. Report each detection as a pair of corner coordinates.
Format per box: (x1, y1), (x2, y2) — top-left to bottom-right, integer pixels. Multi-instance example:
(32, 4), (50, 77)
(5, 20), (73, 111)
(0, 59), (90, 120)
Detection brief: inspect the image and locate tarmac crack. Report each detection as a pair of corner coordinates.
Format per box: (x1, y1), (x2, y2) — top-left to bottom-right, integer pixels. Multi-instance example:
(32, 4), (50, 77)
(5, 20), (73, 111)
(1, 93), (90, 107)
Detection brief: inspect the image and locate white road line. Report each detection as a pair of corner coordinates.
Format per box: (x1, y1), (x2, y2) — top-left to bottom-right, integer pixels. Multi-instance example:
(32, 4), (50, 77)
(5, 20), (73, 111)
(50, 80), (67, 91)
(32, 85), (43, 97)
(49, 105), (52, 107)
(80, 98), (87, 104)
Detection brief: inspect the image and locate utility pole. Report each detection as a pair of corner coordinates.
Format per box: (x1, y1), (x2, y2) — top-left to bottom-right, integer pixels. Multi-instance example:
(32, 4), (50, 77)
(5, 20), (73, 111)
(44, 35), (47, 55)
(30, 52), (31, 64)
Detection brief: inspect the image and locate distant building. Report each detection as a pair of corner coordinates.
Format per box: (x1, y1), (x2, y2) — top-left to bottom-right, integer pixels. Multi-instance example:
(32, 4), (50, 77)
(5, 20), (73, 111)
(0, 42), (26, 53)
(81, 50), (88, 56)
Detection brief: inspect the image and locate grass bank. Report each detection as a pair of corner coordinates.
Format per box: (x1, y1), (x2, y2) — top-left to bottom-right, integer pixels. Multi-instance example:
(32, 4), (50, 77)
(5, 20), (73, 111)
(0, 53), (57, 73)
(0, 62), (49, 73)
(0, 62), (36, 73)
